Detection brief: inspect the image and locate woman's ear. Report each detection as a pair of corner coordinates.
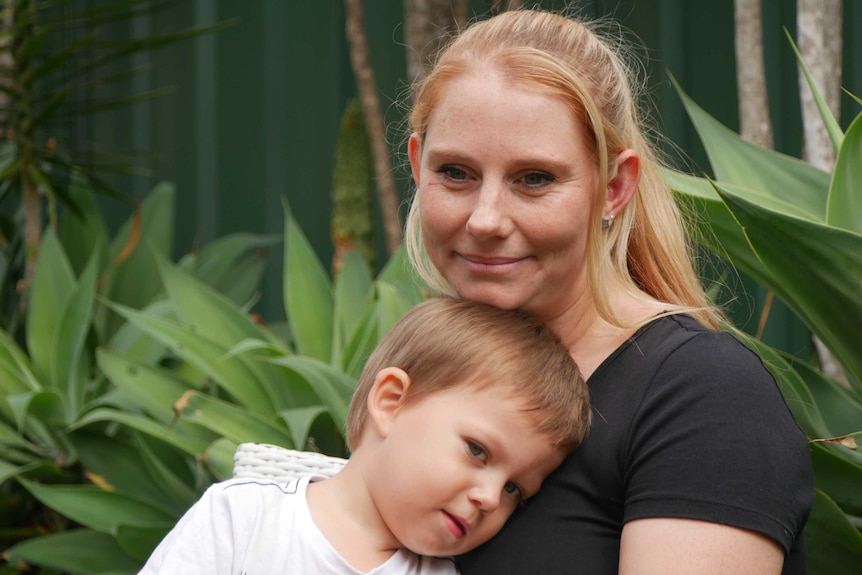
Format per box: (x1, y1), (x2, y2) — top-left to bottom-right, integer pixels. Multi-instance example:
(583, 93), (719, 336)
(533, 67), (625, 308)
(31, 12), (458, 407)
(366, 367), (412, 438)
(408, 133), (422, 186)
(604, 149), (640, 217)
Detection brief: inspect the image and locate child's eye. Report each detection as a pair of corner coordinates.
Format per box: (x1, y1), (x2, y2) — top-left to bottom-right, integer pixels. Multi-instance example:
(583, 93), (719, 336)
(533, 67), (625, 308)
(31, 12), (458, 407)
(466, 440), (487, 461)
(503, 481), (525, 505)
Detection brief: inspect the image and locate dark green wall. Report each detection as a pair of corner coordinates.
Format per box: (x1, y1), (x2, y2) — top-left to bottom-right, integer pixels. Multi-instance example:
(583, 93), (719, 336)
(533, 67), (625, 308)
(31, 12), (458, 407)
(81, 0), (860, 356)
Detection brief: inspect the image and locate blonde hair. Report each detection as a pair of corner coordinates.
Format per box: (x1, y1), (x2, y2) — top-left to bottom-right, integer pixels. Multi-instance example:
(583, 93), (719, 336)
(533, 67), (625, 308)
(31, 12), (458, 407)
(346, 296), (590, 451)
(404, 9), (722, 329)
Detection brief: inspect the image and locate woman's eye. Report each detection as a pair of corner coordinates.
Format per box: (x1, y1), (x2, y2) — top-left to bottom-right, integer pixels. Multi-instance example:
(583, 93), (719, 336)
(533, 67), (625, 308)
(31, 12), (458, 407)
(522, 171), (553, 186)
(437, 165), (468, 180)
(467, 440), (487, 461)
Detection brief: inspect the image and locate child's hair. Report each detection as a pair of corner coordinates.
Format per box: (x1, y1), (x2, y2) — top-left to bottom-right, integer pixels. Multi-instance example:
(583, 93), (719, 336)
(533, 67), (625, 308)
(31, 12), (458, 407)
(346, 296), (590, 452)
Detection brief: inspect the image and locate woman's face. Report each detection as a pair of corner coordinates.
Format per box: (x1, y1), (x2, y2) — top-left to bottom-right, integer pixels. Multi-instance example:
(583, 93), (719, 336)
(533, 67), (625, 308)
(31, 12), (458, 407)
(409, 69), (601, 319)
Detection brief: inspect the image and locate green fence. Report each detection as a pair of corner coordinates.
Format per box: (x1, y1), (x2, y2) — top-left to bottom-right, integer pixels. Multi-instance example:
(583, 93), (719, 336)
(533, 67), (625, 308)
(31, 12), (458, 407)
(70, 0), (861, 354)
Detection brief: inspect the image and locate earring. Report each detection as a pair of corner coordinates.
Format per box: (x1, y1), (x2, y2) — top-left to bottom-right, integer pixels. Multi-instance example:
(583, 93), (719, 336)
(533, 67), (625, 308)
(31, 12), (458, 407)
(601, 214), (614, 229)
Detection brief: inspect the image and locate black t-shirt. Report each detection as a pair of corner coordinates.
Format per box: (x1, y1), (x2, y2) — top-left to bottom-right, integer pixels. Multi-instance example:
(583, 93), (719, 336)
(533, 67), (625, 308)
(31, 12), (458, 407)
(458, 314), (813, 574)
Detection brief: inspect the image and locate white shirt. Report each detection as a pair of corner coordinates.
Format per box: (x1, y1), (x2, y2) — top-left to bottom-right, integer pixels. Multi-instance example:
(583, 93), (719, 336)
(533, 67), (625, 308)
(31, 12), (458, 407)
(139, 476), (457, 575)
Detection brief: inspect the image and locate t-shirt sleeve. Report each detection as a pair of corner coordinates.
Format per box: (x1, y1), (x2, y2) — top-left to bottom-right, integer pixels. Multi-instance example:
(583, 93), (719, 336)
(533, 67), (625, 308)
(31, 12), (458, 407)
(138, 482), (237, 575)
(622, 330), (813, 552)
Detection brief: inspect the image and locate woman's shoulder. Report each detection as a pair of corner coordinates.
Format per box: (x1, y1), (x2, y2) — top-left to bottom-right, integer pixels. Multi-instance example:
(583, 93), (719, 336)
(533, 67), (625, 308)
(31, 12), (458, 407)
(595, 312), (787, 411)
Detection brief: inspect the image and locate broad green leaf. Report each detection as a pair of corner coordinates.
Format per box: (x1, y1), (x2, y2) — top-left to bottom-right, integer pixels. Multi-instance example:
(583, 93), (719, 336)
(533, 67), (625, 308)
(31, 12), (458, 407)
(58, 171), (110, 277)
(72, 408), (209, 456)
(115, 522), (175, 562)
(377, 244), (428, 304)
(341, 303), (379, 378)
(0, 328), (40, 393)
(184, 233), (280, 306)
(133, 434), (201, 509)
(19, 479), (175, 533)
(226, 338), (289, 358)
(269, 356), (355, 435)
(157, 254), (270, 347)
(212, 250), (269, 310)
(669, 171), (772, 285)
(827, 112), (862, 234)
(5, 528), (141, 574)
(334, 249), (374, 337)
(785, 29), (844, 153)
(26, 228), (75, 384)
(203, 436), (239, 481)
(8, 389), (67, 429)
(0, 459), (48, 485)
(51, 249), (99, 416)
(105, 299), (173, 365)
(806, 490), (862, 574)
(811, 442), (862, 516)
(110, 303), (275, 414)
(279, 405), (329, 451)
(96, 183), (175, 339)
(70, 431), (190, 516)
(283, 201), (333, 361)
(156, 255), (309, 410)
(717, 184), (862, 386)
(177, 391), (294, 447)
(333, 250), (374, 368)
(377, 281), (417, 339)
(673, 76), (830, 220)
(186, 233), (279, 283)
(0, 418), (40, 453)
(789, 355), (862, 437)
(97, 347), (195, 425)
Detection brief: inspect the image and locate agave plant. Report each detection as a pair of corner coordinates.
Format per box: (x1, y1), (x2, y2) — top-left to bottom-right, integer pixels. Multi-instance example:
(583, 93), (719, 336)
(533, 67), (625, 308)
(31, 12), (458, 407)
(0, 177), (278, 573)
(669, 44), (862, 574)
(2, 197), (426, 573)
(0, 0), (226, 335)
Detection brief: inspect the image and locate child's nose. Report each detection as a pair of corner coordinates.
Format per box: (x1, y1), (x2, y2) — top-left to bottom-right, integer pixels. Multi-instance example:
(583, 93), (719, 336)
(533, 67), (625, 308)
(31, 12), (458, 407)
(468, 479), (503, 513)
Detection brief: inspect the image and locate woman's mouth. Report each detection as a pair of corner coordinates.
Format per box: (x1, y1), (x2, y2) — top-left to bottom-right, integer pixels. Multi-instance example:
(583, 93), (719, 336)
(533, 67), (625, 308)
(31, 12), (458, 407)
(458, 253), (526, 274)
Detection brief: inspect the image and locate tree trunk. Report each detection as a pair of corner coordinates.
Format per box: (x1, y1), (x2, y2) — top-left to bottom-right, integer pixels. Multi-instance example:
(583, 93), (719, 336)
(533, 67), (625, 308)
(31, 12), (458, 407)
(734, 0), (774, 149)
(798, 0), (843, 169)
(4, 0), (42, 313)
(797, 0), (846, 385)
(403, 0), (467, 86)
(734, 0), (776, 343)
(344, 0), (402, 255)
(403, 0), (431, 85)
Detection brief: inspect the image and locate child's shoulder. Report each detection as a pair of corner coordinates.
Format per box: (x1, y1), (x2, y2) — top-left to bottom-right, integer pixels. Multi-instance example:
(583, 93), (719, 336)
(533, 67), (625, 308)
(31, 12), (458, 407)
(204, 475), (315, 506)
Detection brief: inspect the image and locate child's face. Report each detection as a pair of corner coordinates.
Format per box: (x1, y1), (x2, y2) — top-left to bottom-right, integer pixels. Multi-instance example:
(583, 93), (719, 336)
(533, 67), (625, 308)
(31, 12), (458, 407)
(367, 382), (567, 557)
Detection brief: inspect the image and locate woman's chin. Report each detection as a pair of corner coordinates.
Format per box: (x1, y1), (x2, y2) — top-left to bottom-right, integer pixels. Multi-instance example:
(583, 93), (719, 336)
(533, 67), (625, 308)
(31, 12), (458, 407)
(452, 285), (526, 311)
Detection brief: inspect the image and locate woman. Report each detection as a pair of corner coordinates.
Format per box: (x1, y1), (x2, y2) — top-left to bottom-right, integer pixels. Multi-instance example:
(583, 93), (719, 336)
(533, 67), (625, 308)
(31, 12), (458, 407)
(403, 8), (812, 575)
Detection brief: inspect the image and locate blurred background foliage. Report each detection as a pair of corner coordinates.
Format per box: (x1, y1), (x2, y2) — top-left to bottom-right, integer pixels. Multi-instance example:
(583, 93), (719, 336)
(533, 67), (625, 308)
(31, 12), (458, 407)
(0, 0), (860, 573)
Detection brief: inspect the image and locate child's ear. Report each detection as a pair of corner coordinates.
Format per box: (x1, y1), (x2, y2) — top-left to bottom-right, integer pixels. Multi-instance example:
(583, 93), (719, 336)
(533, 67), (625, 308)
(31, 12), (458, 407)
(366, 367), (412, 438)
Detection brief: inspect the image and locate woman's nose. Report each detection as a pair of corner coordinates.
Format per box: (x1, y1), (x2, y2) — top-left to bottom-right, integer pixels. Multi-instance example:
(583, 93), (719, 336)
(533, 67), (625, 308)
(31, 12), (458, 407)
(465, 182), (512, 240)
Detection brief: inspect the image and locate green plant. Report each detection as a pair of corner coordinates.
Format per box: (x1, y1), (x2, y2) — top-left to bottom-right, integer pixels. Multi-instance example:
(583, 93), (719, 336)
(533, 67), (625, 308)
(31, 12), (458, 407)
(0, 176), (277, 573)
(0, 0), (226, 333)
(2, 196), (426, 573)
(669, 47), (862, 573)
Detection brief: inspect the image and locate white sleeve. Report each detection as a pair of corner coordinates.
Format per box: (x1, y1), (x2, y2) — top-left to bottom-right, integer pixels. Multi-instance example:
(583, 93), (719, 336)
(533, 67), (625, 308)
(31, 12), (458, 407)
(138, 482), (237, 575)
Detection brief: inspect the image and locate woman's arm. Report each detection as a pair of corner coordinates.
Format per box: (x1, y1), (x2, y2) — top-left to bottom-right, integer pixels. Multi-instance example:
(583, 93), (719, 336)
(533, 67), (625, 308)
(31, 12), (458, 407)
(620, 518), (784, 575)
